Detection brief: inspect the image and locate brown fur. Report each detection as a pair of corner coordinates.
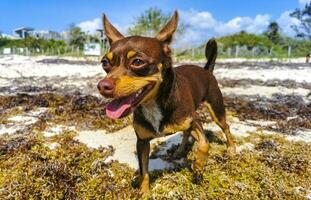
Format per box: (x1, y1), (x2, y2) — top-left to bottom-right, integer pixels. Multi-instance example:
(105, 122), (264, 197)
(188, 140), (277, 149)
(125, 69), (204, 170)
(98, 11), (236, 194)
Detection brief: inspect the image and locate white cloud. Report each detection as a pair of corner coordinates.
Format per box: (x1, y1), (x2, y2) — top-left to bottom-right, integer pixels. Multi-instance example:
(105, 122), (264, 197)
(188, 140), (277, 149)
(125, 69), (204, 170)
(176, 10), (271, 47)
(182, 10), (217, 29)
(215, 14), (270, 35)
(182, 10), (270, 35)
(277, 11), (300, 37)
(299, 0), (310, 6)
(77, 18), (101, 34)
(245, 14), (271, 33)
(174, 28), (206, 49)
(77, 17), (128, 35)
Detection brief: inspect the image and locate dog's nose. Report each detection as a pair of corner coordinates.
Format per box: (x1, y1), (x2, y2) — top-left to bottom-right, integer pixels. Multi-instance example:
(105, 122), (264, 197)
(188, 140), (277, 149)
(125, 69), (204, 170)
(97, 78), (115, 98)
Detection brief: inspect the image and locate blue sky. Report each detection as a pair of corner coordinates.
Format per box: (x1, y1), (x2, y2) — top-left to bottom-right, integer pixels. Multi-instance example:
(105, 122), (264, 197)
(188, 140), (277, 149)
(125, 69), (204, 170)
(0, 0), (309, 46)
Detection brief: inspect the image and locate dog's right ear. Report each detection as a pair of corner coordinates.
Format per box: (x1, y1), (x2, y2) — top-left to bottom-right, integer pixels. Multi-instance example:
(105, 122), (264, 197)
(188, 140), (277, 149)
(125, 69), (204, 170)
(102, 14), (124, 45)
(156, 10), (178, 45)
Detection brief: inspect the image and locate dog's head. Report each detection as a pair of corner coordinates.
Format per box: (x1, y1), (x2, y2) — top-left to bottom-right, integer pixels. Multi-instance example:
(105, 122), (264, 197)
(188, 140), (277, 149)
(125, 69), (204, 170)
(98, 11), (178, 119)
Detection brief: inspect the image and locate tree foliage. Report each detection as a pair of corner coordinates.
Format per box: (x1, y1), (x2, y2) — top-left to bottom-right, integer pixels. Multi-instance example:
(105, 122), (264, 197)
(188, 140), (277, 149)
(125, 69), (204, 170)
(290, 1), (311, 39)
(217, 31), (272, 49)
(127, 7), (186, 37)
(68, 24), (87, 49)
(0, 37), (66, 51)
(264, 22), (281, 44)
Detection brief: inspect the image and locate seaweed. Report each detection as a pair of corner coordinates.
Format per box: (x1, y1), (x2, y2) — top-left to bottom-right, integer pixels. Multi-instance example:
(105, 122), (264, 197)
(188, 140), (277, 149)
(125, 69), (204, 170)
(0, 93), (131, 132)
(0, 132), (139, 199)
(0, 89), (310, 199)
(147, 134), (311, 199)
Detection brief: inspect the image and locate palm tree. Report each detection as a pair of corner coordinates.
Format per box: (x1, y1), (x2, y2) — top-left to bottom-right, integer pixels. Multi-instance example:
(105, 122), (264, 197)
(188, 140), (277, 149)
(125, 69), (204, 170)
(265, 22), (281, 44)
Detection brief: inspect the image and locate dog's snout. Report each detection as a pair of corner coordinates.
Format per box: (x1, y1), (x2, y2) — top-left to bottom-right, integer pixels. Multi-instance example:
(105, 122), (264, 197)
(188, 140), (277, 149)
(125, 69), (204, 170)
(98, 78), (115, 98)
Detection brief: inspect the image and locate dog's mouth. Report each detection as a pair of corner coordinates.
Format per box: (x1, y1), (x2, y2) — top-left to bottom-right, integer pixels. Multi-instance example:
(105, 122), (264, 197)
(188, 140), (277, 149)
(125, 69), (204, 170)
(105, 82), (155, 119)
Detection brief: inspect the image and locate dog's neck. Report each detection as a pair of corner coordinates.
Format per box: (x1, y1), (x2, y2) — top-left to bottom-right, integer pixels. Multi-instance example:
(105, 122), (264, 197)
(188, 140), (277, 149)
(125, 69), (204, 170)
(140, 65), (178, 132)
(158, 66), (177, 111)
(141, 100), (163, 133)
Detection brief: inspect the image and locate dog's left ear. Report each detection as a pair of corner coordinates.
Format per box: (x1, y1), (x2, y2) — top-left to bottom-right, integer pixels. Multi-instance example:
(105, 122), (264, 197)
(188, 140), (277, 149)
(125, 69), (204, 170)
(156, 10), (178, 45)
(102, 14), (125, 45)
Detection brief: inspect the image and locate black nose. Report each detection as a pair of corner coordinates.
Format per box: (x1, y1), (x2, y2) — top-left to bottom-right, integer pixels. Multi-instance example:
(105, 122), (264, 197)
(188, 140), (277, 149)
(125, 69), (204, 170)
(97, 78), (115, 98)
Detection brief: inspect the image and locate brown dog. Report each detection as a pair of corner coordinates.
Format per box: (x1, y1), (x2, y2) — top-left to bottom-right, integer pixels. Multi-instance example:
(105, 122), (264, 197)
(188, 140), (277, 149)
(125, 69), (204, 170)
(97, 11), (236, 193)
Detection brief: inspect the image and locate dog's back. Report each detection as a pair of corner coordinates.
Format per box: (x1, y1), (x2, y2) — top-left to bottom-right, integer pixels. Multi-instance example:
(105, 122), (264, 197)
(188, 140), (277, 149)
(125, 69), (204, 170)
(173, 38), (220, 109)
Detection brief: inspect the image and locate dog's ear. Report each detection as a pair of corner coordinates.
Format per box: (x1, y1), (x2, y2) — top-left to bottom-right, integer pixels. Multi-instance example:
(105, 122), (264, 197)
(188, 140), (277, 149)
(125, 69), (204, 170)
(102, 14), (124, 45)
(156, 10), (178, 45)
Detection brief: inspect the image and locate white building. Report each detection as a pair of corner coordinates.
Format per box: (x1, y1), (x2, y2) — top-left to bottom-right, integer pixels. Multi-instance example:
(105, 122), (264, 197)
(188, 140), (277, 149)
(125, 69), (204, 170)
(33, 30), (63, 40)
(14, 27), (34, 39)
(13, 27), (63, 40)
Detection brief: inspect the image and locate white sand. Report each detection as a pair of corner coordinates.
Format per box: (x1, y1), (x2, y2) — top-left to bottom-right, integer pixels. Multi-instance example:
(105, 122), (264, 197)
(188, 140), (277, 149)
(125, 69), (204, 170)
(43, 124), (76, 137)
(215, 67), (311, 83)
(0, 108), (47, 135)
(222, 86), (310, 102)
(74, 126), (178, 170)
(217, 57), (307, 63)
(236, 143), (255, 153)
(75, 127), (138, 169)
(286, 129), (311, 143)
(0, 55), (103, 79)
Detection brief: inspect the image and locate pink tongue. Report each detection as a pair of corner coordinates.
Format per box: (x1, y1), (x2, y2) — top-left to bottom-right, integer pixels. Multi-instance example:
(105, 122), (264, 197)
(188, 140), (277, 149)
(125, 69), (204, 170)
(106, 96), (134, 119)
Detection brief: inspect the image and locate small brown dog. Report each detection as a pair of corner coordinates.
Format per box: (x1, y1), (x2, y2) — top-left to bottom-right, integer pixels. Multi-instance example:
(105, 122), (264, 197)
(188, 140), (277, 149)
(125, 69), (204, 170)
(98, 11), (236, 193)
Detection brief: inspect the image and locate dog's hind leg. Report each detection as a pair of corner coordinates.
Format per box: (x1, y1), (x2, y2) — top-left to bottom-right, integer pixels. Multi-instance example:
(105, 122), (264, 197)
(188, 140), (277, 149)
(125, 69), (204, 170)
(189, 120), (209, 178)
(173, 130), (191, 159)
(204, 101), (236, 154)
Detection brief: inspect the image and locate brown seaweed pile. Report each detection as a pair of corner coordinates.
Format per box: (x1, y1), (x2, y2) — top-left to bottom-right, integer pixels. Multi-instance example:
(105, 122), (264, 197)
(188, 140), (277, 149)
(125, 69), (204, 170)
(0, 132), (139, 199)
(0, 130), (310, 199)
(0, 60), (311, 199)
(223, 94), (311, 134)
(0, 93), (131, 133)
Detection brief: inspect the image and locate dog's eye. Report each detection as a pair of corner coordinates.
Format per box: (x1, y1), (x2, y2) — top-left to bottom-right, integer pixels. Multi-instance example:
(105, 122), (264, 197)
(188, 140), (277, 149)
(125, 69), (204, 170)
(131, 59), (145, 68)
(101, 58), (109, 66)
(101, 58), (112, 72)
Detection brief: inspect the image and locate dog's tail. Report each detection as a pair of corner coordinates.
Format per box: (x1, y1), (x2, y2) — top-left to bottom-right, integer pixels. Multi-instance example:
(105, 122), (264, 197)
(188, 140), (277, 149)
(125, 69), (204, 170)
(204, 38), (218, 72)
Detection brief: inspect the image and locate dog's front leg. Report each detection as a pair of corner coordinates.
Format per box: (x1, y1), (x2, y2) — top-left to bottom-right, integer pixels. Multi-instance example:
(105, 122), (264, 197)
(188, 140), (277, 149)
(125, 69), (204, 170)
(136, 138), (150, 193)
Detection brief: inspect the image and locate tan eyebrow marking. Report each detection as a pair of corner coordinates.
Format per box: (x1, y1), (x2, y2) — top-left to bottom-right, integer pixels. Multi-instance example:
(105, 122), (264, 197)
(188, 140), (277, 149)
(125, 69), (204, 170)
(127, 50), (137, 59)
(106, 52), (113, 60)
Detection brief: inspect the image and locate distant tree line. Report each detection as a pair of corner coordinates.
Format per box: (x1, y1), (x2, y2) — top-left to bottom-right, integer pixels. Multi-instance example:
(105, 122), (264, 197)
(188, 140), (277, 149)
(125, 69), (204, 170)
(2, 3), (311, 57)
(0, 24), (100, 54)
(215, 30), (311, 58)
(0, 37), (66, 52)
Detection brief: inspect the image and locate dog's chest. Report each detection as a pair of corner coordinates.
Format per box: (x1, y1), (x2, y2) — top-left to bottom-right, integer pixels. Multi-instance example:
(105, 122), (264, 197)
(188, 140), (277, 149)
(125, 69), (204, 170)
(141, 100), (163, 133)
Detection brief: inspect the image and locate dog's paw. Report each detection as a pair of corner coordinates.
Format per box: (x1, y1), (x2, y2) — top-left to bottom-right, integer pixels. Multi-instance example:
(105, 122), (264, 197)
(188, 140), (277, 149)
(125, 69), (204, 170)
(131, 175), (140, 188)
(139, 175), (150, 194)
(139, 185), (150, 195)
